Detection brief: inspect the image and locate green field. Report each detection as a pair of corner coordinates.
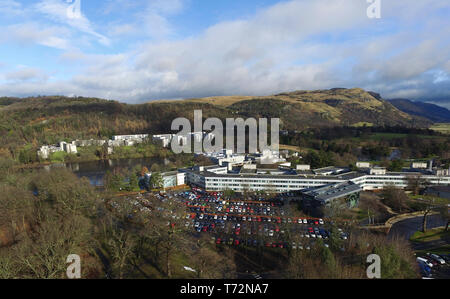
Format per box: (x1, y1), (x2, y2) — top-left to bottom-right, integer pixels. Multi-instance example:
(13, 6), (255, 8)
(431, 123), (450, 134)
(410, 227), (449, 243)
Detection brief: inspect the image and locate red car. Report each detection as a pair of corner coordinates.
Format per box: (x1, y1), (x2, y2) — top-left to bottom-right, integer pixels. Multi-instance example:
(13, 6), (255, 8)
(216, 238), (222, 244)
(234, 240), (240, 246)
(202, 226), (208, 232)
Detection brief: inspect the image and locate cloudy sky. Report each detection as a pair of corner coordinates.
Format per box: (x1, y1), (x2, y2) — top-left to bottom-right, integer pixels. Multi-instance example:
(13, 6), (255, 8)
(0, 0), (449, 107)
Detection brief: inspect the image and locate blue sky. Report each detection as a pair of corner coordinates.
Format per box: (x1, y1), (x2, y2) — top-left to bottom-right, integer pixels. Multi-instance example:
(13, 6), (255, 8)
(0, 0), (449, 107)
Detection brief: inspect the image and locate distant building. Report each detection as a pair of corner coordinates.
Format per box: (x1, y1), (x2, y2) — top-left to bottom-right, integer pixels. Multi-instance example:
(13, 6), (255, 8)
(370, 167), (386, 175)
(296, 164), (311, 171)
(411, 162), (428, 169)
(152, 134), (173, 148)
(37, 142), (78, 159)
(356, 162), (371, 168)
(112, 134), (149, 141)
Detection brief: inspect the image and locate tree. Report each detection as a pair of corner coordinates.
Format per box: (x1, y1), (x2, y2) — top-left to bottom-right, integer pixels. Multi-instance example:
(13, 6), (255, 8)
(149, 172), (164, 190)
(406, 174), (428, 195)
(388, 159), (404, 172)
(381, 186), (409, 213)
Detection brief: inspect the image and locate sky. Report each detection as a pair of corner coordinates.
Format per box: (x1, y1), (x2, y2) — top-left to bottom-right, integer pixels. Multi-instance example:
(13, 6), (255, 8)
(0, 0), (449, 107)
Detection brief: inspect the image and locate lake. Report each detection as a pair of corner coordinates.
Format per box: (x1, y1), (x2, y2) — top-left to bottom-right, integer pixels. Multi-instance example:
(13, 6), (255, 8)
(42, 157), (169, 186)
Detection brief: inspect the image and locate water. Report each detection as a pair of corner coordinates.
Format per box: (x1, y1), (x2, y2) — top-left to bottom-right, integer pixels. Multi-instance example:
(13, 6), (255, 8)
(42, 158), (168, 186)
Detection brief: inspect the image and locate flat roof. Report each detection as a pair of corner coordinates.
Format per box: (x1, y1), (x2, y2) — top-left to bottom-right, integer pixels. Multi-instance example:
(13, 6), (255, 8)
(302, 182), (362, 203)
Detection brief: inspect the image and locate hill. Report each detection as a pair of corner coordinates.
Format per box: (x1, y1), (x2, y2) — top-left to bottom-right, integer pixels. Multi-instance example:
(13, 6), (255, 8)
(388, 99), (450, 123)
(156, 88), (430, 128)
(0, 89), (431, 160)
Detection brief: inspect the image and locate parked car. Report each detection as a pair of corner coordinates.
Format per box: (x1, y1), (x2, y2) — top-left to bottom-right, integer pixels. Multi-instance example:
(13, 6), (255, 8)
(417, 257), (433, 268)
(427, 253), (445, 265)
(418, 262), (432, 278)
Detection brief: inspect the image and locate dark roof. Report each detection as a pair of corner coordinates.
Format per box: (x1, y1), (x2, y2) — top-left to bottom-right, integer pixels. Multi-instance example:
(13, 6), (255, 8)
(301, 182), (362, 203)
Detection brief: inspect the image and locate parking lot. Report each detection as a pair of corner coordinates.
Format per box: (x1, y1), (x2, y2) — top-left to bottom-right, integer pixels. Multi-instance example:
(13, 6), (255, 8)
(115, 187), (350, 251)
(175, 188), (348, 249)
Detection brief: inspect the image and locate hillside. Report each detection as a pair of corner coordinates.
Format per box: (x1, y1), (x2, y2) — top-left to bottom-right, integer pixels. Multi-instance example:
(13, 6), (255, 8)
(156, 88), (430, 128)
(0, 89), (431, 160)
(388, 99), (450, 123)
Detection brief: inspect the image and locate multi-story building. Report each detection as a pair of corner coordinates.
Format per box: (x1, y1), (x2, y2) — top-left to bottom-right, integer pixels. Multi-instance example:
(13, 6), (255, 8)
(181, 164), (450, 193)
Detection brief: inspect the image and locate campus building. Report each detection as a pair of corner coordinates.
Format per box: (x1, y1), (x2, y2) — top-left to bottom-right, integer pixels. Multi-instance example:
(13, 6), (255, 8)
(180, 164), (450, 194)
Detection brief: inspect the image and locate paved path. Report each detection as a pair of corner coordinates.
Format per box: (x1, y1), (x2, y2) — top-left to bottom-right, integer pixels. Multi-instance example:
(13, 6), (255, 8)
(388, 214), (446, 240)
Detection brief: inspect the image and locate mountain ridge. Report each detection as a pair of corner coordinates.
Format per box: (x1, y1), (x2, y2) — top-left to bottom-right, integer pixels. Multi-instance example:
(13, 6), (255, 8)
(388, 98), (450, 123)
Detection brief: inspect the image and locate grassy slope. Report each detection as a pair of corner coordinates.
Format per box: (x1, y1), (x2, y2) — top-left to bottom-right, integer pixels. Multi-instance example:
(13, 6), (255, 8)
(151, 88), (429, 128)
(0, 88), (432, 158)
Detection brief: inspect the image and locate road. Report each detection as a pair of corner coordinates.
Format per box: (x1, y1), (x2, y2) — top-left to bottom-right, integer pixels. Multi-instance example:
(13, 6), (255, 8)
(388, 214), (446, 240)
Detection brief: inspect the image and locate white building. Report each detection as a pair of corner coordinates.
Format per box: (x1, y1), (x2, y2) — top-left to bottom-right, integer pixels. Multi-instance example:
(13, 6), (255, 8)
(411, 162), (428, 169)
(112, 134), (149, 141)
(180, 163), (450, 193)
(356, 162), (371, 168)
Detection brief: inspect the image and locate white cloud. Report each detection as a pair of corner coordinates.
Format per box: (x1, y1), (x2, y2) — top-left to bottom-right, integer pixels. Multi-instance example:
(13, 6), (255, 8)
(1, 23), (71, 49)
(0, 0), (449, 104)
(3, 67), (48, 82)
(0, 0), (22, 16)
(35, 0), (110, 45)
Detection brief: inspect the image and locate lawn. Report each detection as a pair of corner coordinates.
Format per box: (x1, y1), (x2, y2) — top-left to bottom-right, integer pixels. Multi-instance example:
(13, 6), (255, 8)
(408, 194), (450, 206)
(430, 123), (450, 135)
(410, 227), (449, 243)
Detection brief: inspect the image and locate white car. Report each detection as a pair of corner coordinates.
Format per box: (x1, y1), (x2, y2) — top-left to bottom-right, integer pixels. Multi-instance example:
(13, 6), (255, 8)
(269, 230), (274, 237)
(428, 253), (445, 265)
(417, 257), (433, 268)
(319, 219), (324, 225)
(199, 214), (204, 220)
(303, 219), (308, 224)
(194, 222), (200, 228)
(223, 215), (227, 221)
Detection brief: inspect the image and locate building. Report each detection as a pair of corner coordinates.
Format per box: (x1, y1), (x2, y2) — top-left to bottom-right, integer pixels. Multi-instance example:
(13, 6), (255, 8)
(296, 164), (311, 171)
(37, 142), (78, 159)
(152, 134), (173, 148)
(180, 163), (450, 194)
(356, 162), (371, 168)
(369, 167), (386, 175)
(411, 162), (428, 169)
(144, 171), (187, 189)
(112, 134), (149, 141)
(301, 181), (362, 207)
